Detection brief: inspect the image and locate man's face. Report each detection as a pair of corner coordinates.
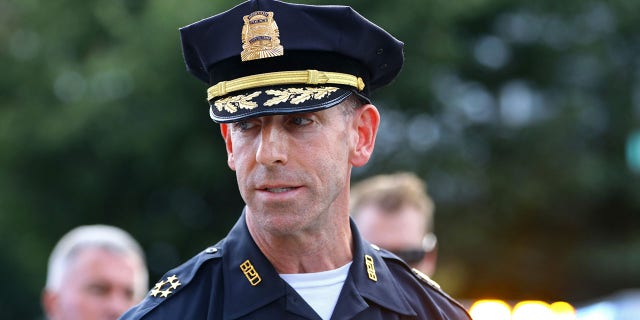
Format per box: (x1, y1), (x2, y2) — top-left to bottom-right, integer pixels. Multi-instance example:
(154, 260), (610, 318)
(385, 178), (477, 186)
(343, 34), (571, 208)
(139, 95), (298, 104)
(355, 203), (437, 275)
(221, 103), (368, 235)
(44, 248), (143, 320)
(355, 203), (427, 252)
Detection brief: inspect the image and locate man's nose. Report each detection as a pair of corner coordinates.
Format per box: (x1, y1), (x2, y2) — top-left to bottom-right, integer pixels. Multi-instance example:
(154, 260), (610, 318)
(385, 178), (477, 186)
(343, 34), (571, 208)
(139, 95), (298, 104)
(255, 124), (288, 166)
(106, 292), (135, 319)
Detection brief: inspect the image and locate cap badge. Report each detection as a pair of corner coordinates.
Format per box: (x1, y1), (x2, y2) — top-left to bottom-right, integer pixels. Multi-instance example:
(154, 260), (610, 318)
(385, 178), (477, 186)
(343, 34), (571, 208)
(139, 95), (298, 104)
(241, 11), (284, 61)
(365, 255), (378, 282)
(150, 274), (181, 298)
(240, 259), (262, 286)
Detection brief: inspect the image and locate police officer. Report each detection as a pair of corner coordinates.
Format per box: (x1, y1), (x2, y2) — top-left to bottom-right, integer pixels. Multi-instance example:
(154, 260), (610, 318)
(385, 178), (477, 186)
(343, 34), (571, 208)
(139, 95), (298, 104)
(121, 0), (471, 319)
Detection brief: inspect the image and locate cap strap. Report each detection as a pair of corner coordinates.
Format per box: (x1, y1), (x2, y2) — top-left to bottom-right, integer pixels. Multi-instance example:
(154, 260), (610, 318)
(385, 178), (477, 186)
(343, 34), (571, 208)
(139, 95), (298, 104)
(207, 70), (365, 101)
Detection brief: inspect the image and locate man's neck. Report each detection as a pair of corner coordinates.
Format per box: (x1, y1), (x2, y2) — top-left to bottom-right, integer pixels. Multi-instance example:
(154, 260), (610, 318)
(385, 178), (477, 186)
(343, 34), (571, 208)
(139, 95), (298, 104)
(246, 214), (354, 274)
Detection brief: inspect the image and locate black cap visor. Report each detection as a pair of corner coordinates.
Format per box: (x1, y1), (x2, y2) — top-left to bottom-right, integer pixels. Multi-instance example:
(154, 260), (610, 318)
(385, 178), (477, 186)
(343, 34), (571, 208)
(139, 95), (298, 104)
(209, 84), (353, 123)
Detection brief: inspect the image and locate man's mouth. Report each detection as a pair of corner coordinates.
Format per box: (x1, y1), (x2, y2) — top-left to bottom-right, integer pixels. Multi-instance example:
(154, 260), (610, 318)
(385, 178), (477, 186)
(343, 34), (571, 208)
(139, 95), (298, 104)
(266, 187), (295, 193)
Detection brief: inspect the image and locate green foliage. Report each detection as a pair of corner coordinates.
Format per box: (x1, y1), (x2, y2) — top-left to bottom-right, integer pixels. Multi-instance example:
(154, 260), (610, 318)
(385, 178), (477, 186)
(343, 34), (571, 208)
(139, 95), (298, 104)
(1, 0), (639, 318)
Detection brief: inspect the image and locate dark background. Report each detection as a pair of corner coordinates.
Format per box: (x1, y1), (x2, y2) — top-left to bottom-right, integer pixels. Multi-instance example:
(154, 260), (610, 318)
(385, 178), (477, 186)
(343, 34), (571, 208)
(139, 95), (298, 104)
(2, 0), (639, 318)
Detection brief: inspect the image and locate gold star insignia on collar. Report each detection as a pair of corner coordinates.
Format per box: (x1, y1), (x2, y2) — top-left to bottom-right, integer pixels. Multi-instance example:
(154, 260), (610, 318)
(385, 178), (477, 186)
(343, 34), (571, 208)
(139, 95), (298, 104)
(150, 274), (182, 298)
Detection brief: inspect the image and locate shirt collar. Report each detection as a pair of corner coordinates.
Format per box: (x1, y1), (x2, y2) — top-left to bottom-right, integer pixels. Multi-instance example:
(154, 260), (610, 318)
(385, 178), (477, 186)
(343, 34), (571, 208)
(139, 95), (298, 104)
(221, 209), (417, 319)
(222, 210), (287, 319)
(346, 218), (418, 317)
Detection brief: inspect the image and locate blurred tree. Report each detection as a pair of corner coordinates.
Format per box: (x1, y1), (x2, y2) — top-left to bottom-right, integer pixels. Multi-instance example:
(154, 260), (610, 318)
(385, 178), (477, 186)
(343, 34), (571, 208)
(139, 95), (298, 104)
(1, 0), (639, 318)
(355, 0), (640, 302)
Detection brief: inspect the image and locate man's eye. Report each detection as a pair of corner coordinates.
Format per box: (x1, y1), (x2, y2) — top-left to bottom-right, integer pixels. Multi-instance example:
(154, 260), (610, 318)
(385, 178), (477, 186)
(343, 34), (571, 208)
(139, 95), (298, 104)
(290, 117), (312, 126)
(233, 121), (254, 131)
(86, 284), (109, 296)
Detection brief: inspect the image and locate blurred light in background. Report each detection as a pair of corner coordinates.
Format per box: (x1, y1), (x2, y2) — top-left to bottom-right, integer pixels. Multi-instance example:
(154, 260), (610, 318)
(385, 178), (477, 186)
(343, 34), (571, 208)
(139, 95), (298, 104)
(469, 299), (576, 320)
(575, 301), (616, 320)
(626, 130), (640, 174)
(473, 35), (511, 70)
(469, 299), (511, 320)
(550, 301), (579, 320)
(498, 80), (538, 127)
(512, 301), (554, 320)
(574, 290), (640, 320)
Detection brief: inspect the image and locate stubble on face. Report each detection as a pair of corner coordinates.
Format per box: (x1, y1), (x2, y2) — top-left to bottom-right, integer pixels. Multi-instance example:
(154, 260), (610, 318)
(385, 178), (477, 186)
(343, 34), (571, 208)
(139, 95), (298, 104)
(231, 103), (357, 239)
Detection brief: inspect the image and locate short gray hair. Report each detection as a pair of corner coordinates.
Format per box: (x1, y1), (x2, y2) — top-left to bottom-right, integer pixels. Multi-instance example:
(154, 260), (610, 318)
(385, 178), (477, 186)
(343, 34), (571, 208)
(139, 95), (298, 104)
(45, 225), (148, 299)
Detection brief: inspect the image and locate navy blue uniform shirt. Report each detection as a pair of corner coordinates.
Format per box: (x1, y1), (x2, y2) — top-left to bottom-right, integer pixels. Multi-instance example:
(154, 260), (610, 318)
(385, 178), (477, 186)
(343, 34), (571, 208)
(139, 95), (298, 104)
(120, 210), (471, 319)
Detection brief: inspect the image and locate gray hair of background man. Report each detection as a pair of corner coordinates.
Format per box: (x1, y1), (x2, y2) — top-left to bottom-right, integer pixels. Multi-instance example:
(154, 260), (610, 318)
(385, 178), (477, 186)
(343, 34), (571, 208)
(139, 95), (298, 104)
(45, 224), (149, 299)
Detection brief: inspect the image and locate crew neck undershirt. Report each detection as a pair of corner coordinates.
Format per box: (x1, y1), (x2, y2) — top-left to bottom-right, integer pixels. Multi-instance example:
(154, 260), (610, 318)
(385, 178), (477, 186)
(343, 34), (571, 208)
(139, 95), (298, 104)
(279, 262), (352, 320)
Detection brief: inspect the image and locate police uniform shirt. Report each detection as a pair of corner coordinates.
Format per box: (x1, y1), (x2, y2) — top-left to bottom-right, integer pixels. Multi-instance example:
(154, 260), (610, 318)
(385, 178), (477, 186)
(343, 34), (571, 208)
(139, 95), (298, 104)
(120, 210), (471, 319)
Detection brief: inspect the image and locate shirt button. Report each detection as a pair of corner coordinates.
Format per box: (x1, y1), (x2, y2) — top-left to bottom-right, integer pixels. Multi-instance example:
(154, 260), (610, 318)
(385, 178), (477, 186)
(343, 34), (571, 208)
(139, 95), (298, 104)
(205, 247), (218, 254)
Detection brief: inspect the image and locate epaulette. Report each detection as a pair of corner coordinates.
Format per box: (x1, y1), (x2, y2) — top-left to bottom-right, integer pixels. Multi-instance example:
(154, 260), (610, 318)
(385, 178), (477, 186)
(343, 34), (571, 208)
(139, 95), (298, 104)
(411, 267), (471, 317)
(411, 267), (441, 290)
(149, 243), (223, 300)
(376, 246), (468, 313)
(123, 241), (225, 318)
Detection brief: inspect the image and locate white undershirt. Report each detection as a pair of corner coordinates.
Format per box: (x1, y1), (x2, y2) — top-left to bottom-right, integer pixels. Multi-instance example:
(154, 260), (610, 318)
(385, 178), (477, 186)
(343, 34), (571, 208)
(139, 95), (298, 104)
(279, 262), (352, 320)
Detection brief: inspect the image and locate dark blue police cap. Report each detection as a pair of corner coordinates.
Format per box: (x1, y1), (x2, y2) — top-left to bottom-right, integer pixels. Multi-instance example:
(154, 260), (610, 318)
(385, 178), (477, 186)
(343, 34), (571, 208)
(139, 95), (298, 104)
(180, 0), (404, 123)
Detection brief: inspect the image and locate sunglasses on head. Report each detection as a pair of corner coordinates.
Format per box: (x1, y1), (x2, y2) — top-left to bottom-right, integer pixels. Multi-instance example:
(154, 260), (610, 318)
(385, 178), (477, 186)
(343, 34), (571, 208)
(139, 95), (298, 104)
(391, 249), (427, 264)
(389, 233), (437, 265)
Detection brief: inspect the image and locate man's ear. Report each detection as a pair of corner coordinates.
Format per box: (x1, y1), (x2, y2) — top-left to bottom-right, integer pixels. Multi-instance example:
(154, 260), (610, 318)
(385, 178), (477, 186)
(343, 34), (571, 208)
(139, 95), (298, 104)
(350, 104), (380, 167)
(219, 124), (236, 171)
(418, 247), (438, 278)
(42, 289), (59, 320)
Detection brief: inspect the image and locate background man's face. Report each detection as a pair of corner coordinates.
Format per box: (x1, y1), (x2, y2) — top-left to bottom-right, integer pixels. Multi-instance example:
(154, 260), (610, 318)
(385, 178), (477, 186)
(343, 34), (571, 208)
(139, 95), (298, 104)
(46, 248), (142, 320)
(355, 203), (427, 252)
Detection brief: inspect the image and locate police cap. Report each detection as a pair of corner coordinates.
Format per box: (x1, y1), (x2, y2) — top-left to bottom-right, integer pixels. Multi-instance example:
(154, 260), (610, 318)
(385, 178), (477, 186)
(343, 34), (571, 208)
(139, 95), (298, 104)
(180, 0), (404, 123)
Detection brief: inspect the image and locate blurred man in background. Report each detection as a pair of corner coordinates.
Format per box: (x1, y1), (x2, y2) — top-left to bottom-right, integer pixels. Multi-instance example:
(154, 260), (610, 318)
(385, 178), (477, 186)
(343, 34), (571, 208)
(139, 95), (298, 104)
(42, 224), (148, 320)
(351, 172), (438, 276)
